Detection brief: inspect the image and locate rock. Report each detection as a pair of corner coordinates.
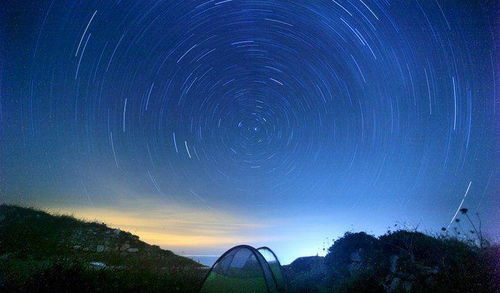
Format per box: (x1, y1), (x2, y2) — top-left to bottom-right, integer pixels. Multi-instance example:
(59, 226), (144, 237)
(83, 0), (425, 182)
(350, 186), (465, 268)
(127, 248), (139, 253)
(89, 261), (106, 268)
(389, 277), (401, 292)
(96, 245), (105, 253)
(120, 243), (130, 251)
(348, 250), (364, 274)
(388, 277), (413, 293)
(416, 263), (439, 275)
(350, 250), (362, 262)
(73, 245), (81, 250)
(390, 255), (399, 273)
(402, 281), (412, 292)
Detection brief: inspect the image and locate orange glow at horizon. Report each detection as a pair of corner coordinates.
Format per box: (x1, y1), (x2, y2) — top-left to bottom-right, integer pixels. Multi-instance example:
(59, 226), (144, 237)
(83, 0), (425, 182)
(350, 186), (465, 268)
(43, 201), (276, 251)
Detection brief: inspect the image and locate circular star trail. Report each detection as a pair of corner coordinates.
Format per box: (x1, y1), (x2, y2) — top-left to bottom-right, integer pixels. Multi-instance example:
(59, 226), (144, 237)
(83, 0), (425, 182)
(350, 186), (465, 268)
(1, 0), (496, 221)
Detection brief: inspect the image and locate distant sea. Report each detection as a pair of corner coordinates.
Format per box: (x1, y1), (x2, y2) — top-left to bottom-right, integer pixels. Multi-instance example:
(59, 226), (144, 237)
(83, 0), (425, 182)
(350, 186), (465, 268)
(184, 255), (219, 266)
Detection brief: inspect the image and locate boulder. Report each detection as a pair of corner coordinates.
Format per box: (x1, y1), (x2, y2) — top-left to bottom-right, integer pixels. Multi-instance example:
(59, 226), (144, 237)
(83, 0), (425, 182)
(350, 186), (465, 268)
(350, 250), (362, 262)
(96, 245), (105, 253)
(127, 248), (139, 253)
(389, 277), (401, 292)
(89, 261), (106, 268)
(120, 243), (130, 251)
(390, 255), (399, 273)
(388, 277), (412, 292)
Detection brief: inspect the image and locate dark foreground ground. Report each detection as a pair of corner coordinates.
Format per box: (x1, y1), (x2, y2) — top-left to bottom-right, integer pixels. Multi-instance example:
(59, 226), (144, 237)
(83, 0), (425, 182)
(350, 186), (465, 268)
(1, 205), (498, 292)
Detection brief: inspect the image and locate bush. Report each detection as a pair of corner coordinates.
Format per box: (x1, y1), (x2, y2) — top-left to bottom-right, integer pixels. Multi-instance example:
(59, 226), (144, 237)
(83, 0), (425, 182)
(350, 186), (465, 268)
(317, 230), (498, 293)
(324, 232), (387, 290)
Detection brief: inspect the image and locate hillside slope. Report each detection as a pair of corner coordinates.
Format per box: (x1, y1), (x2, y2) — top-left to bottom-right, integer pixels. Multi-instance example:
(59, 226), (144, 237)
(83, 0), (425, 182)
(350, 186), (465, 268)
(284, 231), (498, 292)
(0, 204), (205, 292)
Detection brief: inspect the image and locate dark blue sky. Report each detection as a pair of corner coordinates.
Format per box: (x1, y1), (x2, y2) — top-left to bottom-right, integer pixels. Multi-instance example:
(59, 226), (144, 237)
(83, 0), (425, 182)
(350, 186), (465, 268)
(1, 0), (497, 263)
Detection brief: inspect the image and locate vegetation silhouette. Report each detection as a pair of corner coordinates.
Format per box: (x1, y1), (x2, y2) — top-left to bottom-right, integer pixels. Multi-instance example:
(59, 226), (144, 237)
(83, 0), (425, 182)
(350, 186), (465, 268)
(1, 205), (497, 292)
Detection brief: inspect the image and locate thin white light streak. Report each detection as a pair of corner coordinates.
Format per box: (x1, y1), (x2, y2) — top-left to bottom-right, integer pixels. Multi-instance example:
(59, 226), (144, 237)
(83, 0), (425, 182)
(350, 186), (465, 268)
(75, 10), (97, 57)
(447, 181), (472, 228)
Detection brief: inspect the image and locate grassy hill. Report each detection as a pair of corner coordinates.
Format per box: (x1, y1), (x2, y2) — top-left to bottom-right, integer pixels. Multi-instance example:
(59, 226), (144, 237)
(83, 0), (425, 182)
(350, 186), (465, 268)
(284, 230), (498, 292)
(0, 204), (206, 292)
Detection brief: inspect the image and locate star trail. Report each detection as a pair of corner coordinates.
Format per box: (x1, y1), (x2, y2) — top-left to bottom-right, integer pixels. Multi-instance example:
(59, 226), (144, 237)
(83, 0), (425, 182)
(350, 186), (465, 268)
(1, 0), (497, 262)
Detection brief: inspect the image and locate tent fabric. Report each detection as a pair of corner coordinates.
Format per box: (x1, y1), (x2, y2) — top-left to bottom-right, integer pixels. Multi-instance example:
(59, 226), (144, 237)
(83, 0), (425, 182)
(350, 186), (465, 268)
(257, 247), (287, 292)
(199, 245), (285, 293)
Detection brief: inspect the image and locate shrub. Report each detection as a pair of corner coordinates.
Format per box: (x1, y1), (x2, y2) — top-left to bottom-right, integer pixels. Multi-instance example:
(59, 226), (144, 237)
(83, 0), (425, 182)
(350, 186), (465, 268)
(319, 230), (498, 293)
(324, 232), (387, 291)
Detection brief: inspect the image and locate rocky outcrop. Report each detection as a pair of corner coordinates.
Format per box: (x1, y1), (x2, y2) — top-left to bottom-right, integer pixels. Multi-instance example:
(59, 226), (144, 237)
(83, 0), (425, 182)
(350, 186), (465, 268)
(322, 231), (496, 293)
(0, 205), (208, 293)
(382, 254), (440, 292)
(60, 224), (151, 257)
(0, 204), (201, 269)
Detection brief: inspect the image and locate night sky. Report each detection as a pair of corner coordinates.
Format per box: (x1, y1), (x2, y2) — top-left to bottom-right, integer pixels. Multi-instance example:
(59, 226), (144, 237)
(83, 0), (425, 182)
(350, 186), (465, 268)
(1, 0), (497, 264)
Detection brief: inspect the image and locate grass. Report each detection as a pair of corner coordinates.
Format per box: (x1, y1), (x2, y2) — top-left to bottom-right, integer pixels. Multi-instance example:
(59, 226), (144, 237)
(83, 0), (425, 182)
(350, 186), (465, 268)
(200, 273), (269, 293)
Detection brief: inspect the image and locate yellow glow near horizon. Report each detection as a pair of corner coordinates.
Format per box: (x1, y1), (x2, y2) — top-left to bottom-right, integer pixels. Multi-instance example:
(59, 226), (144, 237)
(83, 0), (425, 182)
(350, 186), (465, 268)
(43, 200), (275, 250)
(5, 196), (343, 264)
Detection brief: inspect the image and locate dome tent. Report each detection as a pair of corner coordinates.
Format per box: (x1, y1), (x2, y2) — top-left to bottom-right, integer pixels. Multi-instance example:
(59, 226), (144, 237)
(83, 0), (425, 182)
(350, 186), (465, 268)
(257, 247), (287, 292)
(200, 245), (285, 293)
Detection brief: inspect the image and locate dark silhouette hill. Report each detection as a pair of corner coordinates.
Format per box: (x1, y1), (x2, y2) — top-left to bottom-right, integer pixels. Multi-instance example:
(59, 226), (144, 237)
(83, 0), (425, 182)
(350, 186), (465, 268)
(285, 231), (498, 292)
(0, 204), (205, 292)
